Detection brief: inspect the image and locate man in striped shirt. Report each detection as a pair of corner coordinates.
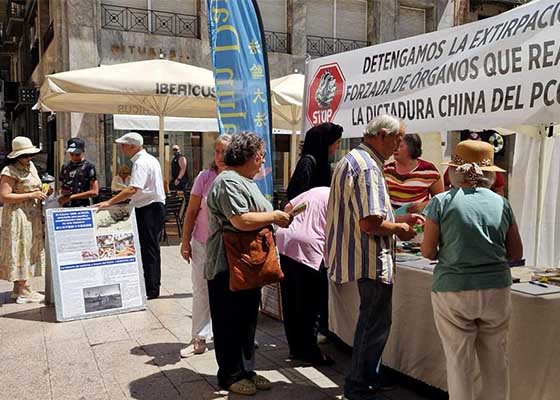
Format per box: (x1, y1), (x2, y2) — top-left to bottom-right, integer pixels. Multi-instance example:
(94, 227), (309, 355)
(325, 115), (423, 400)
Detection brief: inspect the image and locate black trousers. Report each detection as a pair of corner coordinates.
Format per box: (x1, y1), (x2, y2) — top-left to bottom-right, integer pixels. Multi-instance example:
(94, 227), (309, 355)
(135, 202), (165, 297)
(279, 255), (324, 360)
(208, 270), (261, 388)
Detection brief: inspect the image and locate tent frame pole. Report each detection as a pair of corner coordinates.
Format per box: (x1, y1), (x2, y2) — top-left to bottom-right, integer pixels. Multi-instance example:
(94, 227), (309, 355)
(158, 115), (165, 171)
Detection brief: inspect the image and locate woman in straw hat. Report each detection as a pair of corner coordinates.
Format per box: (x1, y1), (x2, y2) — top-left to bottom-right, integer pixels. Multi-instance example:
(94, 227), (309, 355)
(0, 136), (47, 303)
(421, 140), (523, 400)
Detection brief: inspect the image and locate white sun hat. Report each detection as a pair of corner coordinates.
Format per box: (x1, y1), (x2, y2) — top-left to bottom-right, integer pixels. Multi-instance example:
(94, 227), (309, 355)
(7, 136), (41, 159)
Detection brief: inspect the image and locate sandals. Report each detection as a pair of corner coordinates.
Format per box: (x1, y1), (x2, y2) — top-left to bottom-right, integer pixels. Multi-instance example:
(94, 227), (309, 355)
(228, 379), (257, 396)
(227, 375), (272, 395)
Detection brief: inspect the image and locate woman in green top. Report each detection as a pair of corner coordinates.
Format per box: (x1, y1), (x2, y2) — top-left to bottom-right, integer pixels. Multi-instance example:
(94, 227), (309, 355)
(206, 132), (292, 396)
(421, 140), (523, 400)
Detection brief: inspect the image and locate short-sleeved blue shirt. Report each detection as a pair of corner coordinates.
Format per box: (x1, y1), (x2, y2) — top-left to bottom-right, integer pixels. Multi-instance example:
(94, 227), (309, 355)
(423, 187), (515, 292)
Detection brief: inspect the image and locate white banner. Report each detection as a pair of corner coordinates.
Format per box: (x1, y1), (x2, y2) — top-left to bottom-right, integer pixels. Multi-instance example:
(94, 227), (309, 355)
(304, 0), (560, 137)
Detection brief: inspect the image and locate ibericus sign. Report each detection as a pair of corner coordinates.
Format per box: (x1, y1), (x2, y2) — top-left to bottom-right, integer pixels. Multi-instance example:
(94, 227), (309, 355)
(306, 62), (346, 126)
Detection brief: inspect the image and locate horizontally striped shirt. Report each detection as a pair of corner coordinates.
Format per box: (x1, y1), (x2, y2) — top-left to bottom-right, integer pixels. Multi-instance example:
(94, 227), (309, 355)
(384, 159), (440, 209)
(325, 143), (396, 284)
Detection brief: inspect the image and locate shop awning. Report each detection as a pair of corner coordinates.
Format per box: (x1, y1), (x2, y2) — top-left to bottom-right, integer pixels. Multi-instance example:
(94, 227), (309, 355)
(113, 114), (218, 132)
(113, 114), (300, 135)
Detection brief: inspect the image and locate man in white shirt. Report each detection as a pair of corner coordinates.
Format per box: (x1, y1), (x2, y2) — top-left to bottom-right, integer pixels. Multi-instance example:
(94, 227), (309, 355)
(96, 132), (166, 299)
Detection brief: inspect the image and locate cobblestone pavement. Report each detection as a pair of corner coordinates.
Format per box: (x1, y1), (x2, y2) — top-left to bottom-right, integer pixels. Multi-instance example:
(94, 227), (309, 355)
(0, 244), (438, 400)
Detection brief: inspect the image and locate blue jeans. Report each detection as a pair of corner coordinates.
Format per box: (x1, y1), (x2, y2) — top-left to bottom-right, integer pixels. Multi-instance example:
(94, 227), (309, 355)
(344, 278), (393, 400)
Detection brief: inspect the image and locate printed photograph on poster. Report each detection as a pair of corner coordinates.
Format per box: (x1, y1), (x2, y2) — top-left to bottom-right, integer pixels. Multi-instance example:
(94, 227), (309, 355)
(114, 233), (136, 257)
(96, 234), (115, 259)
(83, 283), (123, 313)
(94, 208), (133, 234)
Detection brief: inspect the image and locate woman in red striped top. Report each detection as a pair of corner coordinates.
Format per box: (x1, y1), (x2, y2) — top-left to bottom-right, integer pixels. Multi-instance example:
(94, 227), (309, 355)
(384, 134), (444, 213)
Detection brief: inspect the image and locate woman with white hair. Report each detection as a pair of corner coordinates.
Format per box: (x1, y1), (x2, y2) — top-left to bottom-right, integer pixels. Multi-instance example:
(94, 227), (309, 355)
(421, 140), (523, 400)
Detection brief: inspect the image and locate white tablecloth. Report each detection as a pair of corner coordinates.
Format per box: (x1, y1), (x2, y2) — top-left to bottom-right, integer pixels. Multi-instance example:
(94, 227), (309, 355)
(329, 263), (560, 400)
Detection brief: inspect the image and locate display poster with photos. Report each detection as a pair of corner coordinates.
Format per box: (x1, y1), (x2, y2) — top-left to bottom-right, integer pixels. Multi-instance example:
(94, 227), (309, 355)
(46, 206), (146, 321)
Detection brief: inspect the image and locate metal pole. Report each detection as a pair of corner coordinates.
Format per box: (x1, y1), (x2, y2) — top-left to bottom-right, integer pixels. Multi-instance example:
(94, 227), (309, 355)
(159, 114), (165, 171)
(290, 123), (298, 175)
(535, 125), (546, 265)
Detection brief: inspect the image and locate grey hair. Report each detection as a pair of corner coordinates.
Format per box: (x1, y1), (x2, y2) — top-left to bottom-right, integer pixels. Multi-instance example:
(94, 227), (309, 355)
(215, 134), (232, 147)
(210, 134), (232, 170)
(449, 166), (496, 189)
(364, 115), (401, 138)
(224, 132), (264, 167)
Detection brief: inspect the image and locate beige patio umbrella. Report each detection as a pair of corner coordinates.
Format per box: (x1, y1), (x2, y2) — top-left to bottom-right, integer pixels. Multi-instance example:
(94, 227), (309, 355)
(270, 73), (304, 174)
(38, 59), (217, 166)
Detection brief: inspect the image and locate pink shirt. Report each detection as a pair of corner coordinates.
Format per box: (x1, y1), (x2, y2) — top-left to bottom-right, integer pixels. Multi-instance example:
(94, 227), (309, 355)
(276, 187), (330, 270)
(190, 169), (218, 244)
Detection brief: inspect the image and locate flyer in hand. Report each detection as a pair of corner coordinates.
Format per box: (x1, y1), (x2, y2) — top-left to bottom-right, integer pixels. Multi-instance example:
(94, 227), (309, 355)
(46, 206), (146, 322)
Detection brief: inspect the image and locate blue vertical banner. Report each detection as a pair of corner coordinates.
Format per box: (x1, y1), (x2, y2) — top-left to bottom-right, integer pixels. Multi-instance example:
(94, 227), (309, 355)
(207, 0), (273, 199)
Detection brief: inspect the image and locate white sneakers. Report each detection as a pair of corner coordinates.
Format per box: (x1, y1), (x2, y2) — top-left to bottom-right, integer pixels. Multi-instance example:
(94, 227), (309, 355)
(180, 338), (207, 358)
(14, 286), (45, 304)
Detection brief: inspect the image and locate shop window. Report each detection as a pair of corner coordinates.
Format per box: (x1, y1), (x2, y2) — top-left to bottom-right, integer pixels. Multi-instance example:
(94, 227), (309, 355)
(398, 6), (426, 39)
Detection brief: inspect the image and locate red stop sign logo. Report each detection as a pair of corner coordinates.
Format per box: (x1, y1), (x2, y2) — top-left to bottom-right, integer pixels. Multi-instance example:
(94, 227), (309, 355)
(306, 62), (345, 126)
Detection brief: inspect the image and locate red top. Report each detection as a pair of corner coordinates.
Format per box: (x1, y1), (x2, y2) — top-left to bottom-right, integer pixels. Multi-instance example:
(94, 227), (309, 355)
(384, 159), (441, 209)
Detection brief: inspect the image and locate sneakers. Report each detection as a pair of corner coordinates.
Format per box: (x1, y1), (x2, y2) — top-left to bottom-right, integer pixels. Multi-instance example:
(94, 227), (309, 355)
(180, 338), (207, 358)
(16, 288), (45, 304)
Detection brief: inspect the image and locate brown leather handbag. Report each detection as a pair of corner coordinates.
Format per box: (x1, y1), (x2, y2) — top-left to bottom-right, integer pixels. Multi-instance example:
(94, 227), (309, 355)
(222, 227), (283, 291)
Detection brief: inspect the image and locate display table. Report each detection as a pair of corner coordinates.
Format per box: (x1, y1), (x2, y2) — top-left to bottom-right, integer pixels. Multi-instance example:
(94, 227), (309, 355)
(329, 262), (560, 400)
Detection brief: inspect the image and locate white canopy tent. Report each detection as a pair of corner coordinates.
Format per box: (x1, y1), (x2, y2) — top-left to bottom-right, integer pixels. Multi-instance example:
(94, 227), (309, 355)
(38, 63), (305, 170)
(37, 59), (217, 166)
(270, 74), (304, 173)
(113, 115), (219, 132)
(509, 125), (560, 267)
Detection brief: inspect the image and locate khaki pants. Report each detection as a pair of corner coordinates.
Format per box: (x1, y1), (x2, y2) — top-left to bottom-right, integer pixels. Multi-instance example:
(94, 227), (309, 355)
(431, 288), (511, 400)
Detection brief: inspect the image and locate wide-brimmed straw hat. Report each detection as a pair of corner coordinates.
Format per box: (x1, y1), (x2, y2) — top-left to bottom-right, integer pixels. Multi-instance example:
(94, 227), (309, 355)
(7, 136), (41, 159)
(443, 140), (505, 172)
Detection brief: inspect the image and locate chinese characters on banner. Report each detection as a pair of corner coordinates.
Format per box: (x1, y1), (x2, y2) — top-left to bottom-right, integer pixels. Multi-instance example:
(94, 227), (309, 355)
(207, 0), (274, 199)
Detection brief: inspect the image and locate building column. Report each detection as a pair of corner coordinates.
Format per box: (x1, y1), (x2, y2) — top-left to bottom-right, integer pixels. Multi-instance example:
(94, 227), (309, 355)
(198, 0), (209, 43)
(288, 0), (307, 57)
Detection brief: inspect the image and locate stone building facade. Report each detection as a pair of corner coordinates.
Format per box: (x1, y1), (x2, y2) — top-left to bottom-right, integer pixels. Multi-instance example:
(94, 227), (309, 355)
(2, 0), (525, 189)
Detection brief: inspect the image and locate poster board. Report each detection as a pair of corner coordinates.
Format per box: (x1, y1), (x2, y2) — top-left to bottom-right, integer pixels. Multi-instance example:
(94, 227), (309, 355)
(46, 206), (146, 322)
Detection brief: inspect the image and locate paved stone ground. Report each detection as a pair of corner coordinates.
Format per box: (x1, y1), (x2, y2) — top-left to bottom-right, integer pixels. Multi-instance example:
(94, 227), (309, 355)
(0, 243), (441, 400)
